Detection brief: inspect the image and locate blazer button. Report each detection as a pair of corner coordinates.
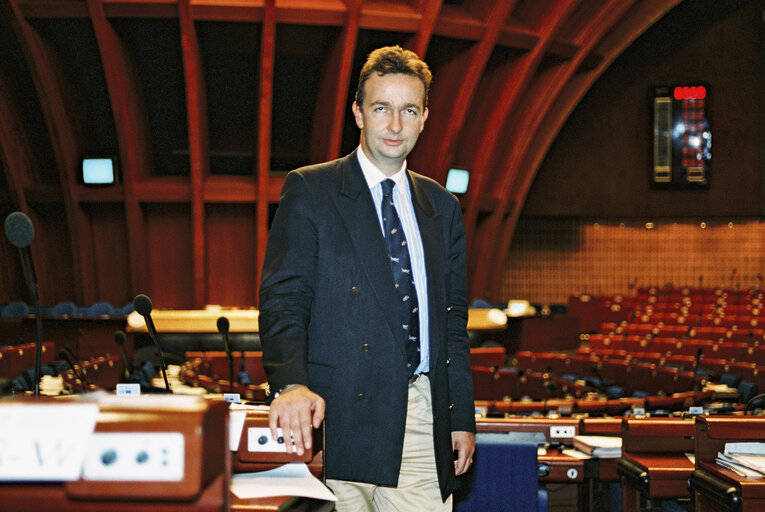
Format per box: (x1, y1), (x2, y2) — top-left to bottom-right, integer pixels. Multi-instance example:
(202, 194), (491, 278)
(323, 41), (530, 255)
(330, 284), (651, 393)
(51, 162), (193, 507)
(446, 357), (451, 366)
(447, 306), (453, 312)
(362, 343), (371, 351)
(356, 393), (366, 401)
(449, 403), (454, 410)
(351, 286), (360, 295)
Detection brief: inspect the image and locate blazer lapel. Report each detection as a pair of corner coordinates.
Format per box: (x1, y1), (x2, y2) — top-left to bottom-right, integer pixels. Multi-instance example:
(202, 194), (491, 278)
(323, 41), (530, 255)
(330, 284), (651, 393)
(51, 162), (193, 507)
(409, 172), (445, 370)
(333, 152), (407, 352)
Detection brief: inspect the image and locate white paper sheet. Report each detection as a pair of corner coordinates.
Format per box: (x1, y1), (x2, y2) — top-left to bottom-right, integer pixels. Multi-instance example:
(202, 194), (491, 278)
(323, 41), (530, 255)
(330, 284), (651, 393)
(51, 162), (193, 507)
(231, 463), (336, 501)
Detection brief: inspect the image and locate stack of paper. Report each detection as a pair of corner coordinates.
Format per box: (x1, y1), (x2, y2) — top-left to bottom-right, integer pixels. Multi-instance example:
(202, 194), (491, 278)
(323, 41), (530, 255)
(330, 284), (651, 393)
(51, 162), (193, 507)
(572, 435), (622, 458)
(717, 442), (765, 478)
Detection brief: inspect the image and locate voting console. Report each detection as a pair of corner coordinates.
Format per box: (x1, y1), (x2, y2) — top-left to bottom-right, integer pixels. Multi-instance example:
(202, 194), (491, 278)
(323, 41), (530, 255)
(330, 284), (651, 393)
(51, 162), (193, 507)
(0, 394), (229, 512)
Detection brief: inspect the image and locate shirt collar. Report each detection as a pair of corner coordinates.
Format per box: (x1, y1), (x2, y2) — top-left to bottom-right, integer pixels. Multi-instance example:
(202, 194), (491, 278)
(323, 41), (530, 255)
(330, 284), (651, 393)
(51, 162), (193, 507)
(356, 146), (409, 192)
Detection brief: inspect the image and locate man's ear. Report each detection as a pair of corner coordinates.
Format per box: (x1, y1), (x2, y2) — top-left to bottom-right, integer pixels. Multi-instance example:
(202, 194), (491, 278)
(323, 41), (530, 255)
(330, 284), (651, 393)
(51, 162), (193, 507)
(352, 101), (364, 129)
(419, 107), (429, 133)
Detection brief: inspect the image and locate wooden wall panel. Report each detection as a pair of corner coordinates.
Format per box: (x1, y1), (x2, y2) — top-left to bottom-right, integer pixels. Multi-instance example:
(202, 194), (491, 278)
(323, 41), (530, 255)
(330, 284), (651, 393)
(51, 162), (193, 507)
(86, 203), (131, 306)
(144, 203), (193, 309)
(206, 203), (257, 307)
(502, 218), (765, 305)
(32, 203), (75, 306)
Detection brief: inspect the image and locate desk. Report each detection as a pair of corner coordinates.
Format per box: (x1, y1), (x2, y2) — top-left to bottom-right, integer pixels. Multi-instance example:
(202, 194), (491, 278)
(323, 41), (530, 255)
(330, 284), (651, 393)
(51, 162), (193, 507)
(690, 415), (765, 511)
(618, 417), (695, 512)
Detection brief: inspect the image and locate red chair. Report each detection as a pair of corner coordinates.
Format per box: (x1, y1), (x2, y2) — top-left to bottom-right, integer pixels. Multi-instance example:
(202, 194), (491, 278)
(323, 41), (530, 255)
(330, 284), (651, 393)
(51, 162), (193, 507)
(470, 346), (507, 368)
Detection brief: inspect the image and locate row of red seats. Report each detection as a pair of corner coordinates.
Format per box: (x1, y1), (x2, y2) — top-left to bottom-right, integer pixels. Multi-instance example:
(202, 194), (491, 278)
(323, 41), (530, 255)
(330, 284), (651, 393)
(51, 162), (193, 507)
(513, 350), (705, 397)
(0, 342), (55, 379)
(471, 366), (592, 402)
(475, 390), (713, 416)
(621, 313), (765, 330)
(599, 322), (764, 343)
(61, 355), (123, 392)
(587, 333), (765, 364)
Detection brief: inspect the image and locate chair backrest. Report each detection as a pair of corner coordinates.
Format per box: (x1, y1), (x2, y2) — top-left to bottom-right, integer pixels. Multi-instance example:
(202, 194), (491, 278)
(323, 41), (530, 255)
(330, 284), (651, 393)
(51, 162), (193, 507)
(454, 438), (541, 512)
(50, 301), (78, 316)
(84, 301), (115, 317)
(1, 301), (30, 319)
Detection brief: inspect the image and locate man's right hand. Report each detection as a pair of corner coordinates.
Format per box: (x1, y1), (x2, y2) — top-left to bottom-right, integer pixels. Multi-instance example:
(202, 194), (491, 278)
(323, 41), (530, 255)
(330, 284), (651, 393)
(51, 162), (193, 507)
(268, 385), (325, 456)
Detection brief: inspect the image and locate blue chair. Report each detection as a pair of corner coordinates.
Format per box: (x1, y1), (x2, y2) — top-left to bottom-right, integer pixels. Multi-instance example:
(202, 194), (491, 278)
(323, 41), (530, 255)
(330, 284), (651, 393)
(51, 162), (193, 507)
(50, 301), (78, 316)
(83, 301), (115, 317)
(1, 301), (30, 319)
(719, 373), (741, 388)
(738, 380), (758, 404)
(454, 439), (545, 511)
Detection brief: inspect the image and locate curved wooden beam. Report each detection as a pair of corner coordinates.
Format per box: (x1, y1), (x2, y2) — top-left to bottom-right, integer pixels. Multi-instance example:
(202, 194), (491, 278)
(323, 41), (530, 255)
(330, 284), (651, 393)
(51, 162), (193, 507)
(475, 0), (634, 300)
(255, 0), (276, 306)
(309, 0), (360, 164)
(179, 0), (210, 308)
(463, 0), (579, 299)
(0, 75), (33, 212)
(412, 0), (516, 184)
(86, 0), (154, 299)
(473, 0), (684, 301)
(7, 0), (87, 303)
(407, 0), (442, 58)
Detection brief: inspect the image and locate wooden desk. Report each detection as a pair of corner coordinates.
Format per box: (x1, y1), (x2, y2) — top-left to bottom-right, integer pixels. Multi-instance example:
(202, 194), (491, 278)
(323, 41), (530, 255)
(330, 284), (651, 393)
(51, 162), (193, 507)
(127, 307), (500, 334)
(127, 309), (259, 333)
(690, 415), (765, 511)
(618, 417), (696, 512)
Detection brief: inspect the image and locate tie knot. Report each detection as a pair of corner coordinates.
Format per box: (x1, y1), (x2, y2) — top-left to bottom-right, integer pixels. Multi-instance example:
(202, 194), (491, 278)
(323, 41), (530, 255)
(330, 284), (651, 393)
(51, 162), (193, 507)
(381, 179), (395, 197)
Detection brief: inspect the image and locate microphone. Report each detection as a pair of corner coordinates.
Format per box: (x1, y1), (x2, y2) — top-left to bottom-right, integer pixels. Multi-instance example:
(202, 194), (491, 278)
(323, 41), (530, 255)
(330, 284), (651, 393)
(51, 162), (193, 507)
(114, 330), (132, 381)
(59, 349), (89, 392)
(692, 348), (703, 391)
(4, 211), (43, 396)
(543, 380), (557, 414)
(591, 363), (609, 396)
(237, 351), (252, 385)
(132, 294), (171, 392)
(217, 316), (234, 393)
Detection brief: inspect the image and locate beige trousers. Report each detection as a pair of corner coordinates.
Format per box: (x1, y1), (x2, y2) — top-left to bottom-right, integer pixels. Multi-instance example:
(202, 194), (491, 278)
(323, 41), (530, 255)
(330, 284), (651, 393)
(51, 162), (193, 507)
(327, 375), (452, 511)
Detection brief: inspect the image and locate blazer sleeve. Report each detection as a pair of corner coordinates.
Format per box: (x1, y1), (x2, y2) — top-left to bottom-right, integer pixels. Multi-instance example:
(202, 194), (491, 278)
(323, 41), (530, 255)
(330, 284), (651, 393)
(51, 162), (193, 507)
(445, 198), (476, 433)
(259, 171), (317, 394)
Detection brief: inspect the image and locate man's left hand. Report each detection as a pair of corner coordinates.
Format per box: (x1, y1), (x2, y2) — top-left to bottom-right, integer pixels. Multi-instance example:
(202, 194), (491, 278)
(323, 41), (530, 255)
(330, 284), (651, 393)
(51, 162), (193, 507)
(452, 431), (476, 476)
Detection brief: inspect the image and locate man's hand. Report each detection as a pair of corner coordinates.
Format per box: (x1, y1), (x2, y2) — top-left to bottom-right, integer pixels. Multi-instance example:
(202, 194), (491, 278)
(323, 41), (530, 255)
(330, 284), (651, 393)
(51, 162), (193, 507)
(452, 431), (476, 476)
(268, 385), (325, 456)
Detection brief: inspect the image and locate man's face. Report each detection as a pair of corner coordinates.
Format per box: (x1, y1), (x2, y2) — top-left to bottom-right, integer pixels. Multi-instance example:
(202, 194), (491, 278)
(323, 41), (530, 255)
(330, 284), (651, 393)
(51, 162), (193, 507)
(352, 72), (429, 176)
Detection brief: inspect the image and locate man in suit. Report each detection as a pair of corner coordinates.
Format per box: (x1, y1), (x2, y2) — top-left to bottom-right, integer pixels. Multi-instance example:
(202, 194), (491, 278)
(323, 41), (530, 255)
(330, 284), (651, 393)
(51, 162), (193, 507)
(259, 45), (475, 510)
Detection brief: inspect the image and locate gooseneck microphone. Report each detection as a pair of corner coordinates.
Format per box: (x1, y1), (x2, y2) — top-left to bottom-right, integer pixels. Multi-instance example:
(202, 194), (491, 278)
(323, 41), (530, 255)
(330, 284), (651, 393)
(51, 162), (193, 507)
(4, 211), (42, 396)
(591, 363), (609, 396)
(238, 350), (252, 386)
(692, 347), (703, 392)
(133, 294), (171, 392)
(217, 316), (234, 392)
(59, 349), (89, 392)
(114, 330), (132, 381)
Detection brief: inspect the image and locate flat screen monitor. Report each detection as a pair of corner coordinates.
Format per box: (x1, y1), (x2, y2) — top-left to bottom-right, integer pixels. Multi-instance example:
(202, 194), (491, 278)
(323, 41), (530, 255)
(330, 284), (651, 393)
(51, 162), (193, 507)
(445, 168), (469, 194)
(82, 157), (117, 185)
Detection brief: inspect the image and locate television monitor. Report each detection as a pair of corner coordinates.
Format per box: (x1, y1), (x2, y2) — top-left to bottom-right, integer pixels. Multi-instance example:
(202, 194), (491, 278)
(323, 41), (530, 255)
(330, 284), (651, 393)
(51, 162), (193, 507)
(445, 168), (469, 194)
(82, 157), (117, 185)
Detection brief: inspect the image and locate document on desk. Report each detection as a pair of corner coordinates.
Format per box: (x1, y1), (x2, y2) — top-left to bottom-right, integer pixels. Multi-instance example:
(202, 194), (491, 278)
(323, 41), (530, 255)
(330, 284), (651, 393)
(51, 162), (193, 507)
(231, 463), (337, 501)
(717, 443), (765, 478)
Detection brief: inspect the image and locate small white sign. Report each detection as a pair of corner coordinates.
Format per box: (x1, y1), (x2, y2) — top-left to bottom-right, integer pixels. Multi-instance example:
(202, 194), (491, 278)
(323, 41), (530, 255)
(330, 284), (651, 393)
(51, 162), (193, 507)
(116, 383), (141, 396)
(224, 393), (241, 403)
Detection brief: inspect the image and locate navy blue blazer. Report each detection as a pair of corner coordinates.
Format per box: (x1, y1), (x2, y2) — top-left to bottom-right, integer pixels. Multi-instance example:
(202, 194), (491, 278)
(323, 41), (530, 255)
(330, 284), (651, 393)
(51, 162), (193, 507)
(259, 150), (475, 500)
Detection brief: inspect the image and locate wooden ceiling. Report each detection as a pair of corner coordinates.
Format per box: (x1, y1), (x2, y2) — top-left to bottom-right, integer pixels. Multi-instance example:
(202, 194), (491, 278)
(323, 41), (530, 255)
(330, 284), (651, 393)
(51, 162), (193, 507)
(0, 0), (683, 306)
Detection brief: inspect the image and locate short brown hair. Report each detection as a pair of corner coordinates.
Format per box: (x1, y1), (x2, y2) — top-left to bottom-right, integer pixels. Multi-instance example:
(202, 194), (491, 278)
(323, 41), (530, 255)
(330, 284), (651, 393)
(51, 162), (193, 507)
(355, 45), (432, 109)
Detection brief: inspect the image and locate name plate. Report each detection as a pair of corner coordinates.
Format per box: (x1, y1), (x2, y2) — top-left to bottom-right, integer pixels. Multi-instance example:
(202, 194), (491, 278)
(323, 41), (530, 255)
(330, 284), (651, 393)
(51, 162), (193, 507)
(0, 403), (99, 481)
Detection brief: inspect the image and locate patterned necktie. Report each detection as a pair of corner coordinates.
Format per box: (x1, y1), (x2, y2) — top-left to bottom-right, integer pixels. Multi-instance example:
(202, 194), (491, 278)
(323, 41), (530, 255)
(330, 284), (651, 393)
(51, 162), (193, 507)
(381, 179), (420, 377)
